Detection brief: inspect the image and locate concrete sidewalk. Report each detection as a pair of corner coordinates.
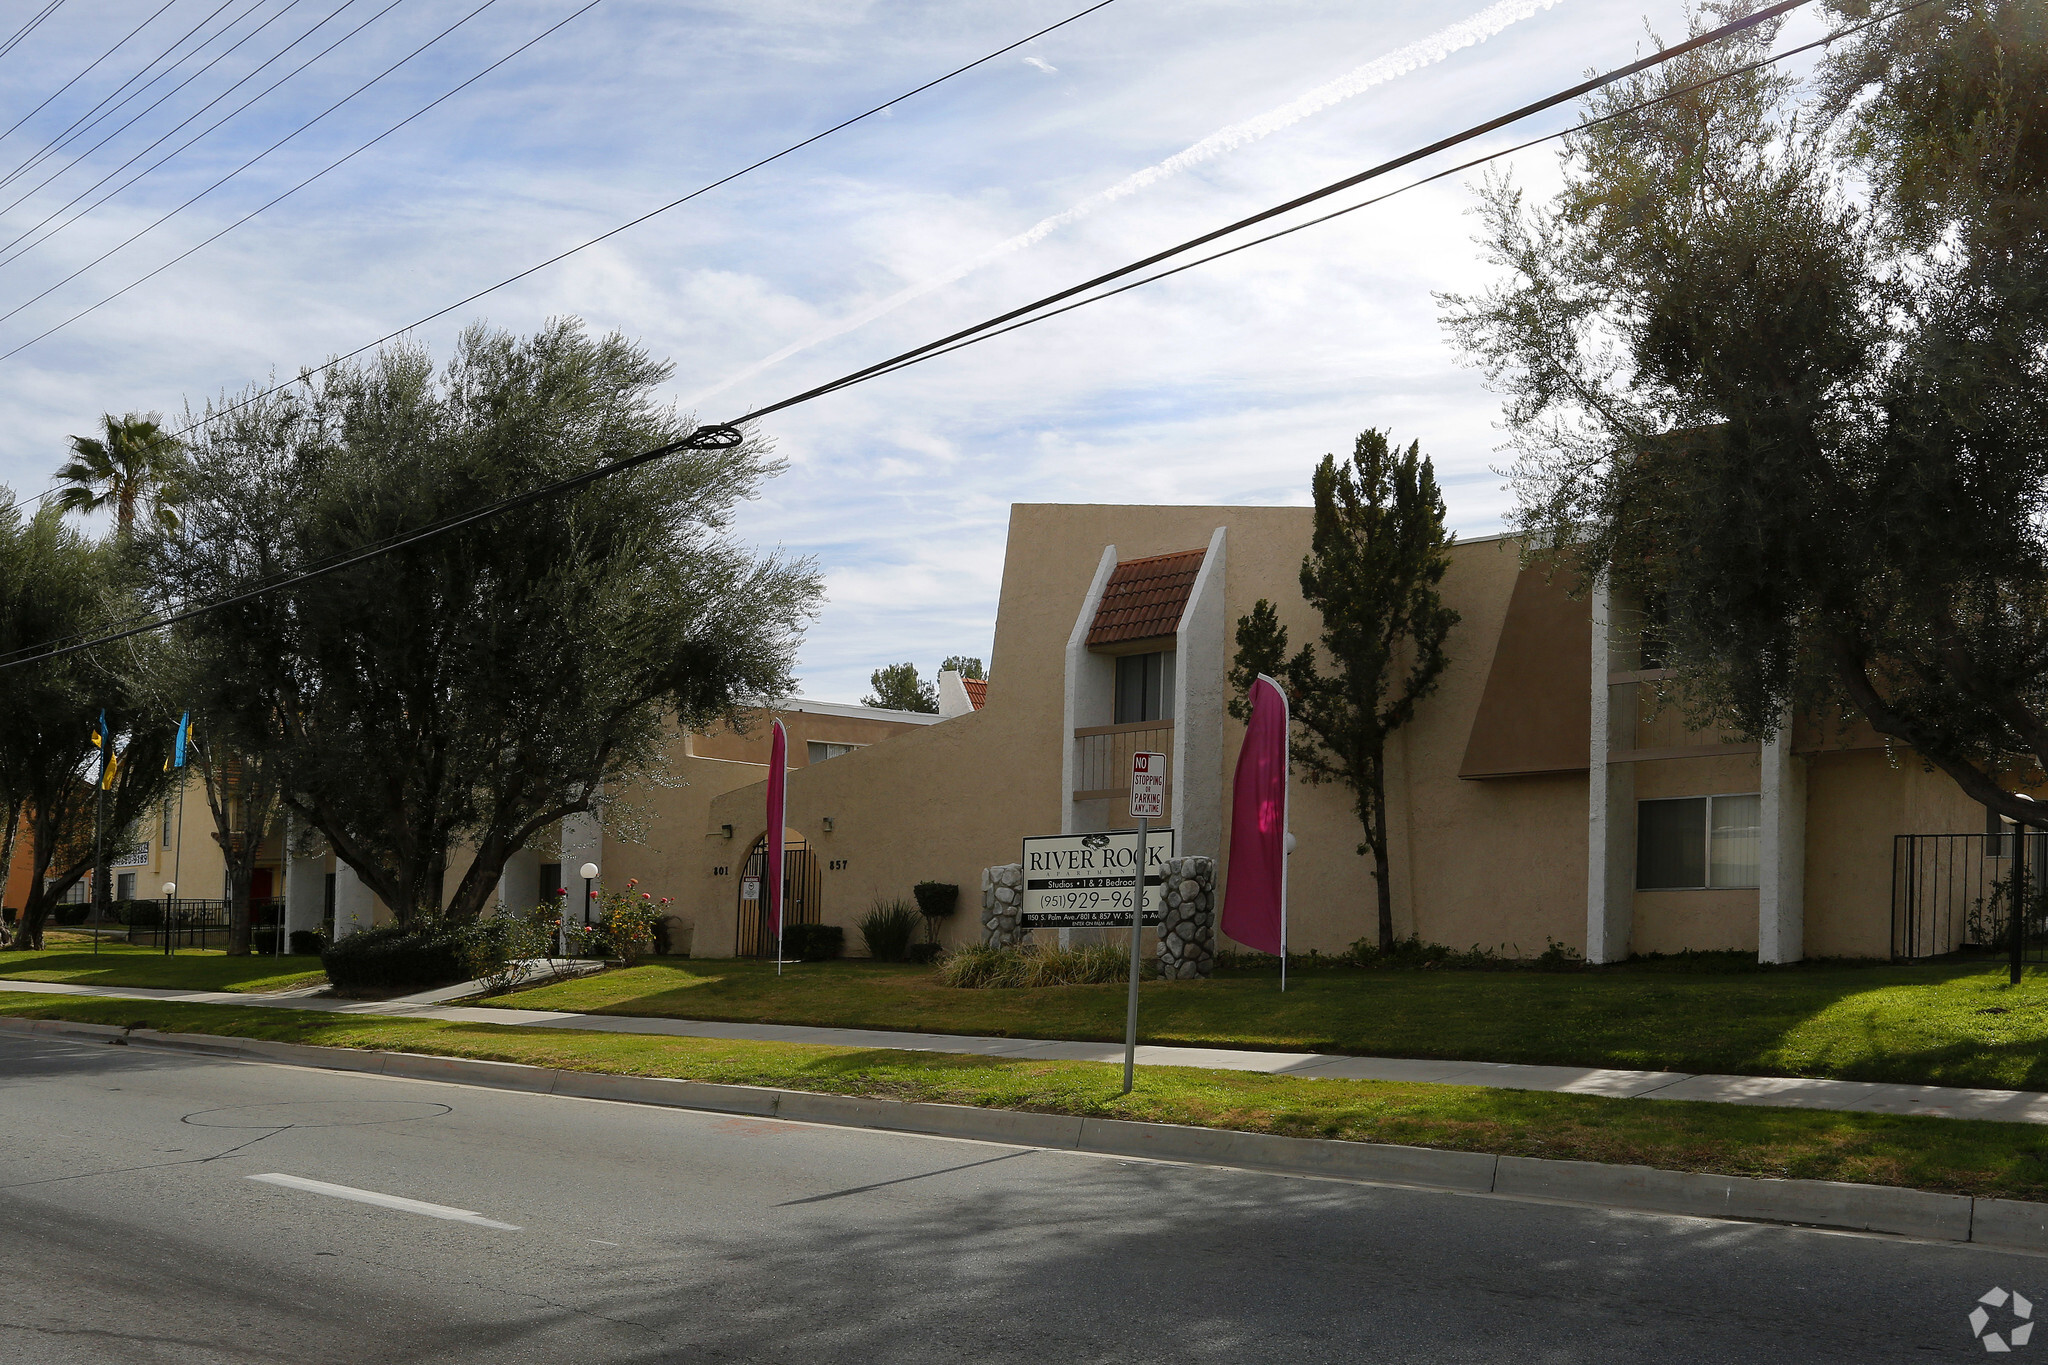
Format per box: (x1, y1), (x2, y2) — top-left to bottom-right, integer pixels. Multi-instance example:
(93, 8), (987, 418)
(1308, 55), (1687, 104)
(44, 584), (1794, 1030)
(6, 975), (2047, 1126)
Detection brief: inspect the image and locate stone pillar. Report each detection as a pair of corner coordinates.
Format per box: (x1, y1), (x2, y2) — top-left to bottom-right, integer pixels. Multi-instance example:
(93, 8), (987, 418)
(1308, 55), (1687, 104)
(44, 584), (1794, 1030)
(981, 864), (1024, 947)
(1586, 575), (1634, 964)
(282, 820), (326, 948)
(332, 861), (375, 941)
(1759, 713), (1807, 963)
(1153, 856), (1216, 979)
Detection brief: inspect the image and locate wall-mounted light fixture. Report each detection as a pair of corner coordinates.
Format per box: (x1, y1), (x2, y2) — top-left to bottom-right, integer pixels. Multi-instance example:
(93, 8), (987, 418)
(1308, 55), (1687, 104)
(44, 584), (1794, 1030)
(720, 823), (733, 840)
(821, 816), (835, 833)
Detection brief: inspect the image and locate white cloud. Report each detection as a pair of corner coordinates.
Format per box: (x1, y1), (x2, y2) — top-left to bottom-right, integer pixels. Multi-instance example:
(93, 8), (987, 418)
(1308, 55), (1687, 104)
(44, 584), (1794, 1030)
(1022, 56), (1058, 75)
(0, 0), (1749, 701)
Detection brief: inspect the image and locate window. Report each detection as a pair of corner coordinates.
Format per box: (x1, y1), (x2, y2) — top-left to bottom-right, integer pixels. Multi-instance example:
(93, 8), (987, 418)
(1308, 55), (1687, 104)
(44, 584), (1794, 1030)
(1637, 793), (1761, 889)
(162, 799), (174, 846)
(1113, 651), (1176, 724)
(807, 741), (863, 764)
(116, 872), (135, 901)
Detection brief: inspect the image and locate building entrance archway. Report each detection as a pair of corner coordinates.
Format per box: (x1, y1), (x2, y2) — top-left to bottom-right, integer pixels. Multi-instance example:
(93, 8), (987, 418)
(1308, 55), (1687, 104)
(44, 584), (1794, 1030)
(736, 830), (820, 957)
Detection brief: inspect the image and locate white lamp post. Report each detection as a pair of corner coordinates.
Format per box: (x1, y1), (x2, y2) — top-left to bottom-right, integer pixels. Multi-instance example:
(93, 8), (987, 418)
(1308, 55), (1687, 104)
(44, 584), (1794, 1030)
(580, 862), (599, 933)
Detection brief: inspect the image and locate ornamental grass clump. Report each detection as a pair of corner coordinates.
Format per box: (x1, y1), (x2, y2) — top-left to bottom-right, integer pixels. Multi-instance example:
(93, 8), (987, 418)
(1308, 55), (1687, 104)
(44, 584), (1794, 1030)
(858, 898), (922, 961)
(937, 942), (1156, 989)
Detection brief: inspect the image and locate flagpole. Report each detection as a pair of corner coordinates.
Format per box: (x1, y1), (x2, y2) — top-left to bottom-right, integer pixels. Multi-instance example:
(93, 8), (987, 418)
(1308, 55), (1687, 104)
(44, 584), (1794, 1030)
(90, 713), (111, 957)
(1271, 678), (1291, 993)
(169, 774), (185, 959)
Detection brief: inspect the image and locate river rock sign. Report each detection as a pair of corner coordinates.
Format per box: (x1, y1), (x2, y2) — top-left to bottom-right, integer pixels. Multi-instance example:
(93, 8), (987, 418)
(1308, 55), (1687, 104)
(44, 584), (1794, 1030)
(1020, 830), (1178, 928)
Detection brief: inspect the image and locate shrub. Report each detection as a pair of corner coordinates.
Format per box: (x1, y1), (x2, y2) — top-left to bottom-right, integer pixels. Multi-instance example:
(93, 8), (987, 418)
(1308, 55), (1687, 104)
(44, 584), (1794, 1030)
(782, 923), (844, 961)
(858, 898), (922, 961)
(52, 904), (91, 926)
(937, 942), (1154, 989)
(912, 881), (959, 919)
(123, 901), (162, 927)
(321, 920), (469, 990)
(289, 929), (324, 956)
(906, 942), (941, 965)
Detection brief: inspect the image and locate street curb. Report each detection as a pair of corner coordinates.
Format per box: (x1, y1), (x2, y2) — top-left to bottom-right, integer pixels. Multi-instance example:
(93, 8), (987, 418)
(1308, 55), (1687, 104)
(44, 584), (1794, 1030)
(9, 1015), (2043, 1251)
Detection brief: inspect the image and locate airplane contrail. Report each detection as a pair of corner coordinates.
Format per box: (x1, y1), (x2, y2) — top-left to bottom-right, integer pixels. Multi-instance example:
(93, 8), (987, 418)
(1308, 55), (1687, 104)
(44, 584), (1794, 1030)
(685, 0), (1567, 410)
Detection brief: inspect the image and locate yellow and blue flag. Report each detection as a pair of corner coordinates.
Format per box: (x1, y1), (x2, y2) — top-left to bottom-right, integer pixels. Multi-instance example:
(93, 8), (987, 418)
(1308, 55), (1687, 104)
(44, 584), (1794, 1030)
(89, 711), (115, 789)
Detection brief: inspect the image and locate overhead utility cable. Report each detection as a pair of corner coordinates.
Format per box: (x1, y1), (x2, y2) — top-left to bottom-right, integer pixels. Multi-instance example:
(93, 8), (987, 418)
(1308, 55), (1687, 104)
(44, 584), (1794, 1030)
(0, 0), (1124, 523)
(0, 0), (1124, 368)
(0, 0), (266, 195)
(0, 0), (400, 272)
(0, 0), (314, 234)
(0, 1), (66, 63)
(0, 0), (176, 149)
(0, 0), (500, 332)
(836, 0), (1940, 397)
(0, 0), (1846, 670)
(0, 0), (245, 191)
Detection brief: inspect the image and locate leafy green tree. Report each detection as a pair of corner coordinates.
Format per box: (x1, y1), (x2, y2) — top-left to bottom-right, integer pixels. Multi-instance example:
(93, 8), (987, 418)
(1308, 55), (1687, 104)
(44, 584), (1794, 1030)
(55, 412), (183, 534)
(1441, 2), (2048, 829)
(0, 504), (176, 949)
(1227, 431), (1459, 949)
(940, 655), (985, 680)
(152, 320), (820, 924)
(864, 662), (938, 713)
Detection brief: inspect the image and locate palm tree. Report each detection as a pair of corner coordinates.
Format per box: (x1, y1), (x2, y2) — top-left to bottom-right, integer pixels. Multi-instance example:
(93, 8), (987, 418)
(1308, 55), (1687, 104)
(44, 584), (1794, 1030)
(55, 412), (183, 534)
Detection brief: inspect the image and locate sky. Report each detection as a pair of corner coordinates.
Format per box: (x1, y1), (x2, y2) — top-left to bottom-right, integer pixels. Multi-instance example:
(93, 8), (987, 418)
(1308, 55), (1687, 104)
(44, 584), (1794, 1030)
(0, 0), (1846, 701)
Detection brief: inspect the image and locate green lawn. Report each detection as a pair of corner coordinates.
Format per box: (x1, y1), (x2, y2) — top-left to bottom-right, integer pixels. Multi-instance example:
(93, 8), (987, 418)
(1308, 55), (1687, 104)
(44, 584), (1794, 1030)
(7, 990), (2048, 1202)
(0, 944), (326, 994)
(495, 956), (2048, 1091)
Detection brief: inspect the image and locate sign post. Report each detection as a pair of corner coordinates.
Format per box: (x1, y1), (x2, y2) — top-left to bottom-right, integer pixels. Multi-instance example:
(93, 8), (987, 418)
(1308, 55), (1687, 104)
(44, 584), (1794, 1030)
(1123, 751), (1165, 1095)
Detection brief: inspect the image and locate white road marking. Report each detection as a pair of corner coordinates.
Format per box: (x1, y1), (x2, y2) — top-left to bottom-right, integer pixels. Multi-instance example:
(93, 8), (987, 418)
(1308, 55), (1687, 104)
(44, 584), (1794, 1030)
(247, 1173), (521, 1230)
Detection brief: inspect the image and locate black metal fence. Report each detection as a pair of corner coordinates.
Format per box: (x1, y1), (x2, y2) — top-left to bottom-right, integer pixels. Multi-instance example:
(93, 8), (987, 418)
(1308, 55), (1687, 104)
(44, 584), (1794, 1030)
(1891, 833), (2048, 961)
(118, 897), (286, 951)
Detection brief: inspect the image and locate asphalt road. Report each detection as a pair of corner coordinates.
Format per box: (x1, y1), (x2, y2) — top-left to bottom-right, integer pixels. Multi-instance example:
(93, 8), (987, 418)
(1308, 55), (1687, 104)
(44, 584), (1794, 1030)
(0, 1032), (2038, 1363)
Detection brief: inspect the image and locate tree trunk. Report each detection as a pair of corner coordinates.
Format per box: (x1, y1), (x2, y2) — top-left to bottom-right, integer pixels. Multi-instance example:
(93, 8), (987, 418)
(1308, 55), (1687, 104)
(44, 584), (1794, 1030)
(0, 800), (19, 943)
(226, 858), (252, 957)
(1369, 754), (1394, 951)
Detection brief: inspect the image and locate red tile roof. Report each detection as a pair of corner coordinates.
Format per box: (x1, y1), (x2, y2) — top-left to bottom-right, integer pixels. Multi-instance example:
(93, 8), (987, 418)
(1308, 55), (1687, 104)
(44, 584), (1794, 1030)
(963, 678), (987, 709)
(1087, 549), (1206, 647)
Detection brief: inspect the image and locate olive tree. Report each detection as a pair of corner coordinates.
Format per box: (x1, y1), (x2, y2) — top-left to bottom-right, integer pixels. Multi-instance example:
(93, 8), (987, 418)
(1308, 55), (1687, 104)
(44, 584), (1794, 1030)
(0, 503), (176, 949)
(1442, 2), (2048, 830)
(154, 319), (820, 923)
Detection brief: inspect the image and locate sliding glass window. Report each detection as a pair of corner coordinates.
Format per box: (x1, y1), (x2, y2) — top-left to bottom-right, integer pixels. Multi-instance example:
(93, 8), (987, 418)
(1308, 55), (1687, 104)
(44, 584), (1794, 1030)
(1637, 793), (1761, 890)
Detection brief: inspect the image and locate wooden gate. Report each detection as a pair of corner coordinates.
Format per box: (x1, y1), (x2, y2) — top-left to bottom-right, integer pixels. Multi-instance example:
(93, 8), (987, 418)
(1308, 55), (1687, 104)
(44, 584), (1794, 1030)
(736, 831), (820, 957)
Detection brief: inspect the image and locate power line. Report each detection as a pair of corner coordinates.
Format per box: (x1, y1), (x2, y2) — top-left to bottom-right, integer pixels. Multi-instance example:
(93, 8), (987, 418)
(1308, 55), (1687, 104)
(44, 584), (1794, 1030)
(0, 0), (267, 196)
(0, 0), (314, 240)
(0, 0), (1126, 533)
(0, 0), (177, 150)
(0, 0), (504, 333)
(0, 0), (246, 193)
(833, 0), (1935, 401)
(0, 0), (1838, 671)
(4, 0), (1127, 382)
(0, 0), (404, 274)
(0, 1), (66, 64)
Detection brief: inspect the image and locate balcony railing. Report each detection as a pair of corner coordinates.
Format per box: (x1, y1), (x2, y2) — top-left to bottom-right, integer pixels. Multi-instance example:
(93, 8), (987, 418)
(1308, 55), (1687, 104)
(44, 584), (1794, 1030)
(1073, 721), (1174, 804)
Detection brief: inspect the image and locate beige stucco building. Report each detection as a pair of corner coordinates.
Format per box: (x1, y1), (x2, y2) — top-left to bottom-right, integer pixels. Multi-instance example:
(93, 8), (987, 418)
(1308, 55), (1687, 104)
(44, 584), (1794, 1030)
(121, 501), (2012, 963)
(592, 502), (2005, 963)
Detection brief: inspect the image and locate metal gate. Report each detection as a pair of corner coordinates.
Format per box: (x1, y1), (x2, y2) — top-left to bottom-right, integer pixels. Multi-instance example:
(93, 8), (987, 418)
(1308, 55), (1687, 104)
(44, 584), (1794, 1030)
(1892, 833), (2048, 961)
(735, 833), (820, 957)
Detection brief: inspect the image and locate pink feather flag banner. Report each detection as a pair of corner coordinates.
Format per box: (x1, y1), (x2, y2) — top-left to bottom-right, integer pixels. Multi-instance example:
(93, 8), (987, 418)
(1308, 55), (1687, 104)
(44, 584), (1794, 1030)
(766, 719), (788, 946)
(1221, 675), (1289, 956)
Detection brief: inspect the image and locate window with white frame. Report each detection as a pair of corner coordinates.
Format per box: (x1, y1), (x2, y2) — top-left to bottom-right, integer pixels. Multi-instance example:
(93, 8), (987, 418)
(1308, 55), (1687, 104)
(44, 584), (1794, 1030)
(1637, 793), (1762, 889)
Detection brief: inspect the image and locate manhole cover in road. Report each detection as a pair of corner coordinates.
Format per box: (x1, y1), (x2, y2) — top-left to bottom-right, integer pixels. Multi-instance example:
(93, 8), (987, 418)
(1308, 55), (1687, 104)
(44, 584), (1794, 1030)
(182, 1101), (453, 1129)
